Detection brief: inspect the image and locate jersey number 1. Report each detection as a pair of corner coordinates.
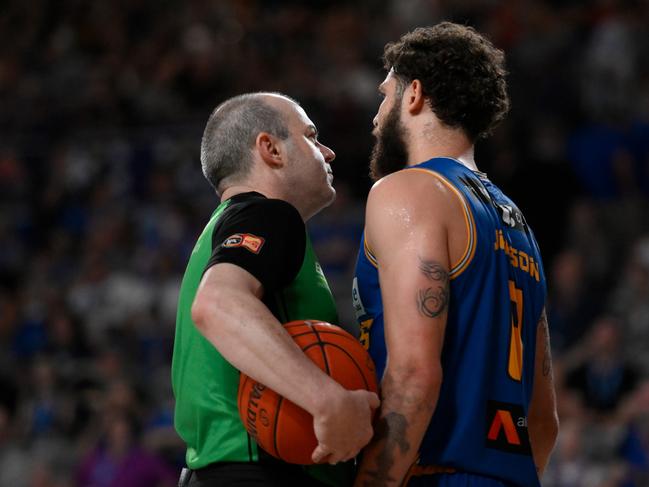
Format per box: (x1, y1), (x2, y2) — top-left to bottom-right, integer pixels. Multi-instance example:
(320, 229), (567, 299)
(508, 280), (524, 381)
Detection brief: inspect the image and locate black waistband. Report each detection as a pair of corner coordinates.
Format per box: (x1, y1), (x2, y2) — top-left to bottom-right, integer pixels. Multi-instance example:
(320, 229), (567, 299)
(189, 461), (328, 487)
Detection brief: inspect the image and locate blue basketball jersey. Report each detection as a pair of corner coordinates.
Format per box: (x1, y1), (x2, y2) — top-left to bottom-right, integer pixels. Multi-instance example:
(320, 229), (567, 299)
(353, 157), (547, 487)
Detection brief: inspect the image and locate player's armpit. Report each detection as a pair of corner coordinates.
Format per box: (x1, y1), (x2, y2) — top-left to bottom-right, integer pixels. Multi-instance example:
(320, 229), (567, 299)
(527, 307), (559, 478)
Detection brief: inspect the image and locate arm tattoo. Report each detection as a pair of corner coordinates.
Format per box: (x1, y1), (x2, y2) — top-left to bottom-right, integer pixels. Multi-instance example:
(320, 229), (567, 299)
(539, 310), (553, 377)
(361, 412), (410, 487)
(416, 258), (449, 318)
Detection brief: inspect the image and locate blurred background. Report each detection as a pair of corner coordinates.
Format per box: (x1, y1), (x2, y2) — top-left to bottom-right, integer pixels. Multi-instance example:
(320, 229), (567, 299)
(1, 0), (649, 486)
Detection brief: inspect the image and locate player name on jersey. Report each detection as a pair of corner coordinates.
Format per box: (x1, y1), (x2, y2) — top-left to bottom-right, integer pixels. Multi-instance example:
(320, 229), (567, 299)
(493, 230), (540, 282)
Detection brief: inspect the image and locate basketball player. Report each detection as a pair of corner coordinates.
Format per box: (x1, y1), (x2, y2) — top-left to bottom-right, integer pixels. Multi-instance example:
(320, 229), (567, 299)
(172, 93), (379, 487)
(352, 23), (559, 487)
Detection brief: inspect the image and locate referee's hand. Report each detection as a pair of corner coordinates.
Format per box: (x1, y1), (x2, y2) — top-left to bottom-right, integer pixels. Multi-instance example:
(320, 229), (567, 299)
(311, 388), (380, 464)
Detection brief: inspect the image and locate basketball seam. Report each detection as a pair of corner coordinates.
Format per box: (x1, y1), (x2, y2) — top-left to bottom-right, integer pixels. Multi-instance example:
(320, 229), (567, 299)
(272, 396), (283, 459)
(240, 322), (376, 465)
(290, 329), (358, 340)
(321, 342), (372, 390)
(310, 324), (331, 375)
(238, 375), (256, 462)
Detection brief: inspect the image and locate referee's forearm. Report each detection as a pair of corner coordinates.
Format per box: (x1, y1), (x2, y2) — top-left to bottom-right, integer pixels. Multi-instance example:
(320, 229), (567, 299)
(192, 284), (341, 416)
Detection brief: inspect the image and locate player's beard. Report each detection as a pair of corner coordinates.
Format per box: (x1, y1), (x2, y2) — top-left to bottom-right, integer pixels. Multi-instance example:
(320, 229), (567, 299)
(369, 100), (410, 181)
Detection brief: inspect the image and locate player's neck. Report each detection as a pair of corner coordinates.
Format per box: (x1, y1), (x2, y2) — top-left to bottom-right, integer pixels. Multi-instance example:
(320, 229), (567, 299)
(407, 143), (478, 172)
(407, 126), (478, 172)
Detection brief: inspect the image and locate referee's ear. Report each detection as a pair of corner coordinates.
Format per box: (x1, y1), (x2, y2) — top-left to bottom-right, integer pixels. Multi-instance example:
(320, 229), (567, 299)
(256, 132), (285, 169)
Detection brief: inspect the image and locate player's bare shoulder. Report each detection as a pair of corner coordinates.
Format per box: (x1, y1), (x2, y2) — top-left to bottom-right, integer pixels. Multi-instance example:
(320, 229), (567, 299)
(367, 168), (461, 224)
(365, 168), (463, 257)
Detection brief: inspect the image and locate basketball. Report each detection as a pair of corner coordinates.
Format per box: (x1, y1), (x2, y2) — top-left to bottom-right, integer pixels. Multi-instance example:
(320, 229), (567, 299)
(237, 320), (378, 465)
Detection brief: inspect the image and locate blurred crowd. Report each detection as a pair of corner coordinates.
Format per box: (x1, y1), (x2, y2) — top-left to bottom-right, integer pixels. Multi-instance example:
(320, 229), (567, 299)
(1, 0), (649, 486)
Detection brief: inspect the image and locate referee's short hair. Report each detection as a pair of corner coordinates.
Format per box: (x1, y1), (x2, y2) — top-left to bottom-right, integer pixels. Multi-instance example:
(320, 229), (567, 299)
(200, 92), (293, 194)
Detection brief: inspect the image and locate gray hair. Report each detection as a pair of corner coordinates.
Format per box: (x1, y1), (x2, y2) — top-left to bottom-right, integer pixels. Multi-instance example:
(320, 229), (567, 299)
(200, 93), (293, 193)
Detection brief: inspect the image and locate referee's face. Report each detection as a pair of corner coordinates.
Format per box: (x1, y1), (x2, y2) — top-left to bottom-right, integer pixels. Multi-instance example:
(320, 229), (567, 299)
(282, 101), (337, 218)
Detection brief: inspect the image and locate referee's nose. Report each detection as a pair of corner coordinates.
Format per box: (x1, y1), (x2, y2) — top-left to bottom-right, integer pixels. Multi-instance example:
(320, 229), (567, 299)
(317, 141), (335, 163)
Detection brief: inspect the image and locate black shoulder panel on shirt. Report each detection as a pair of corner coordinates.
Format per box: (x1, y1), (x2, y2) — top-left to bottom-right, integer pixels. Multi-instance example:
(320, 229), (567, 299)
(205, 193), (306, 294)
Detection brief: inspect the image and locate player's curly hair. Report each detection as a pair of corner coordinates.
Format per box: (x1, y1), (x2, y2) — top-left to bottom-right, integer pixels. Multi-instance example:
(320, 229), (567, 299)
(383, 22), (509, 141)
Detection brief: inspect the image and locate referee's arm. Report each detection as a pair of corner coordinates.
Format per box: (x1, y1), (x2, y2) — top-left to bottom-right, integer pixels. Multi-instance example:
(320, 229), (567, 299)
(191, 262), (378, 464)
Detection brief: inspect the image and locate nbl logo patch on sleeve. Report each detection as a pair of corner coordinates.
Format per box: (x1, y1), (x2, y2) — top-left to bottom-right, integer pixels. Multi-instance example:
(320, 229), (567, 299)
(222, 233), (265, 254)
(485, 400), (531, 455)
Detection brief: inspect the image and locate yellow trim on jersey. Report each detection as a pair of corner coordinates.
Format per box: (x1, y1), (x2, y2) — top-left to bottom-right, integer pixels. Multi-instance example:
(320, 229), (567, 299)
(364, 238), (379, 269)
(406, 168), (477, 279)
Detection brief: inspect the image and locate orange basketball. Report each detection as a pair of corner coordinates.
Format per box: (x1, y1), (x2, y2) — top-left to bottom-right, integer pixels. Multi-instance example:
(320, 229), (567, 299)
(237, 320), (378, 465)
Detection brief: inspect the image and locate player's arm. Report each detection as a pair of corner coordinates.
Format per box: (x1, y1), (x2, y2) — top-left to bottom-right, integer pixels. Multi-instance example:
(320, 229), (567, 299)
(354, 172), (453, 486)
(191, 201), (378, 464)
(527, 307), (559, 478)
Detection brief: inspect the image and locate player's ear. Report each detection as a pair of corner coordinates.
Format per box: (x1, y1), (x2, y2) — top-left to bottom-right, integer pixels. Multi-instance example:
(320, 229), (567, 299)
(405, 79), (426, 115)
(256, 132), (285, 169)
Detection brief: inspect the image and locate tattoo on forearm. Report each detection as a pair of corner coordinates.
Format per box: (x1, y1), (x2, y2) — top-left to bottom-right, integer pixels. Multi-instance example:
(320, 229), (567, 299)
(361, 412), (410, 487)
(539, 310), (553, 377)
(416, 258), (449, 318)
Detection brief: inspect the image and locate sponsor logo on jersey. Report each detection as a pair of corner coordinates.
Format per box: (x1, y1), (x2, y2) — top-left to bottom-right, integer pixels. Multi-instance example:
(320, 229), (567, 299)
(352, 277), (367, 319)
(358, 318), (373, 350)
(352, 277), (374, 349)
(222, 233), (265, 254)
(497, 203), (526, 231)
(485, 400), (531, 455)
(459, 175), (528, 232)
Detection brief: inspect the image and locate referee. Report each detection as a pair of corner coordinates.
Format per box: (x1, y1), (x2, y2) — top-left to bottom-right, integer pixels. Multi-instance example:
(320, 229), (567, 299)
(171, 93), (379, 487)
